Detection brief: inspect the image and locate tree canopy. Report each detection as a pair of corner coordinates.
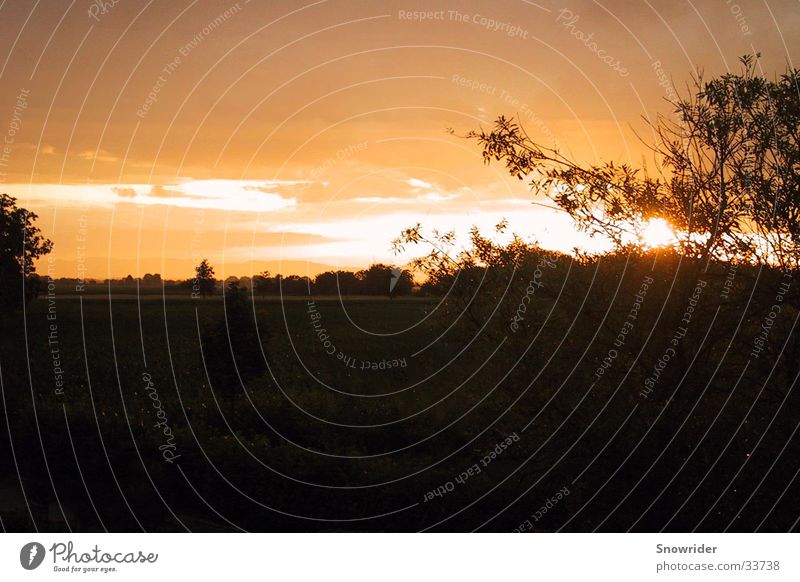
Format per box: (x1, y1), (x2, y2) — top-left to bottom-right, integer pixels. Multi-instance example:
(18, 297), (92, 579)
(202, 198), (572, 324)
(192, 258), (216, 298)
(461, 55), (800, 267)
(0, 193), (52, 310)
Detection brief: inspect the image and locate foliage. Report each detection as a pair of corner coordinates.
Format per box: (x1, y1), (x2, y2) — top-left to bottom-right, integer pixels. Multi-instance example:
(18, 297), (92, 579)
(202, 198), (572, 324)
(393, 220), (531, 286)
(193, 258), (216, 297)
(461, 55), (800, 265)
(313, 270), (360, 295)
(0, 193), (53, 310)
(249, 266), (414, 297)
(356, 264), (414, 297)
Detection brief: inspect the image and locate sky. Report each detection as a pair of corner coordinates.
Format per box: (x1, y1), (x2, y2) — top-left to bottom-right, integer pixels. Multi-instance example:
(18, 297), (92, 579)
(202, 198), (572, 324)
(0, 0), (798, 279)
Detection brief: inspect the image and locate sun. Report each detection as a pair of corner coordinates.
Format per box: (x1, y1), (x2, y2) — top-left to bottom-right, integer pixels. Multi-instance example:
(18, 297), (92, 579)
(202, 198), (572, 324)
(641, 218), (676, 248)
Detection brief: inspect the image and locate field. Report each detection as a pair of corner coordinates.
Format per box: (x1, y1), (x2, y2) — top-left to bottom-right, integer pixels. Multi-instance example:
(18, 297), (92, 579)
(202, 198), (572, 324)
(3, 255), (800, 532)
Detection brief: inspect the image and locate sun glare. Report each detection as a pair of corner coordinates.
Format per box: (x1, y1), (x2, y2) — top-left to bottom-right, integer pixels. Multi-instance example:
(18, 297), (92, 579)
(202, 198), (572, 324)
(641, 218), (676, 248)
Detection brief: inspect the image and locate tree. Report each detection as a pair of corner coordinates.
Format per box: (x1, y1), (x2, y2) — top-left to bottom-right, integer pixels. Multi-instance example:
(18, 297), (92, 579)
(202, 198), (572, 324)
(460, 55), (800, 266)
(743, 62), (800, 269)
(389, 267), (414, 297)
(141, 273), (162, 287)
(280, 274), (311, 296)
(355, 264), (414, 296)
(192, 259), (216, 298)
(313, 270), (360, 295)
(0, 193), (52, 310)
(252, 270), (272, 297)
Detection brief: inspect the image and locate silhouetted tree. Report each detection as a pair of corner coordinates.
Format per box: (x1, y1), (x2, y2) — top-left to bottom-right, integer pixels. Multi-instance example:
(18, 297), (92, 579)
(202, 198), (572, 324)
(141, 273), (162, 287)
(461, 55), (800, 265)
(192, 259), (216, 298)
(0, 193), (52, 311)
(313, 270), (360, 295)
(252, 270), (272, 297)
(355, 264), (413, 296)
(279, 275), (311, 296)
(743, 62), (800, 269)
(389, 268), (414, 297)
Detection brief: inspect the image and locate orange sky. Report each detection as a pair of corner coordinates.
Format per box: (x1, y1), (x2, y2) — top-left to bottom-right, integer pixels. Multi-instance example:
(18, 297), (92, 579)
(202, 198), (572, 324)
(1, 0), (797, 279)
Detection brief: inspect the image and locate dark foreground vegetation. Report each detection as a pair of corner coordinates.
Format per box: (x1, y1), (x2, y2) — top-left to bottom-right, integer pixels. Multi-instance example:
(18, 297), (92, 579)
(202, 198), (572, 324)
(1, 245), (799, 532)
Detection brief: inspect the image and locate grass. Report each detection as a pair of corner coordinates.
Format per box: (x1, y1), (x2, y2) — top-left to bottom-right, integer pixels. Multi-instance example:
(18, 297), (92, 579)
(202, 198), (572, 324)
(3, 257), (800, 532)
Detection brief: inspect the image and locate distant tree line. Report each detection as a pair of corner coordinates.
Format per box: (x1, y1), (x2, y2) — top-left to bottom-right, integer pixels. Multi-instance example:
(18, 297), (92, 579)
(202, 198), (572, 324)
(186, 260), (416, 298)
(32, 262), (418, 297)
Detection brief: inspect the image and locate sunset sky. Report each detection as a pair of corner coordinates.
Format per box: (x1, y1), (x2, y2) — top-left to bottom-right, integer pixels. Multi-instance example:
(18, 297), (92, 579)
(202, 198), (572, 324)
(1, 0), (798, 279)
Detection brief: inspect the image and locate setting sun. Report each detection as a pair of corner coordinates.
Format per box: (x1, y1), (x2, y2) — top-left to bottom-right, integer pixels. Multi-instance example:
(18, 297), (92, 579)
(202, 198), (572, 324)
(642, 218), (677, 249)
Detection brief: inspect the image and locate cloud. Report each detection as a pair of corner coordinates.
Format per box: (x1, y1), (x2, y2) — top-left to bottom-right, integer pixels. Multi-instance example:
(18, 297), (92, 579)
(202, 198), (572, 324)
(149, 184), (186, 198)
(353, 191), (459, 204)
(117, 180), (299, 212)
(255, 232), (345, 246)
(12, 143), (56, 154)
(112, 187), (137, 198)
(353, 196), (406, 204)
(21, 179), (298, 213)
(77, 149), (119, 163)
(113, 184), (193, 199)
(407, 178), (432, 189)
(419, 192), (459, 202)
(244, 180), (311, 193)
